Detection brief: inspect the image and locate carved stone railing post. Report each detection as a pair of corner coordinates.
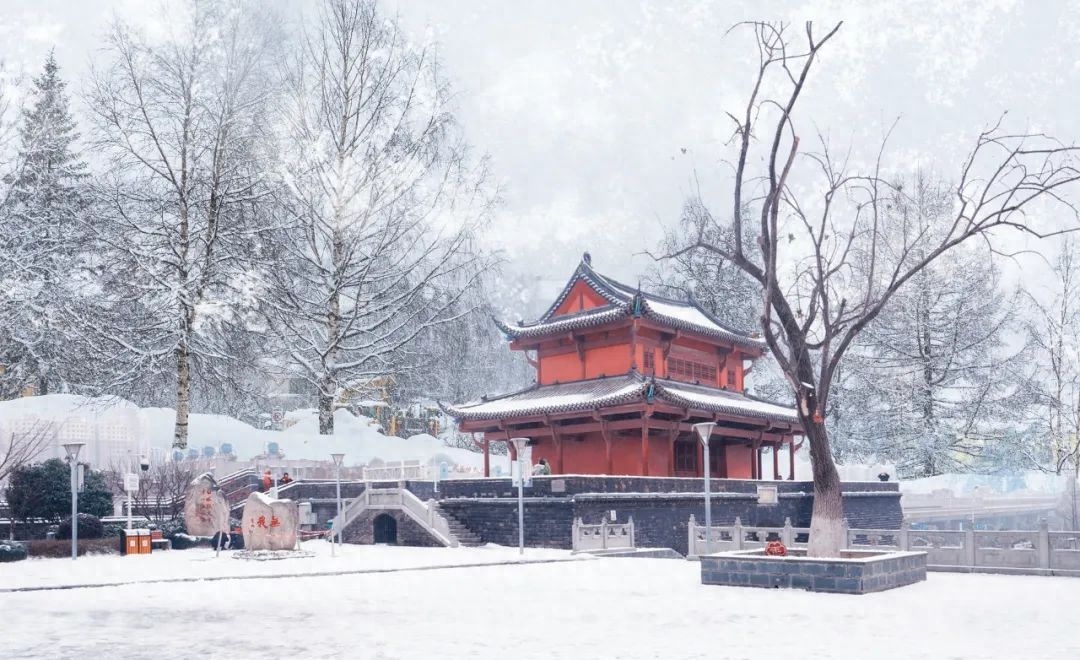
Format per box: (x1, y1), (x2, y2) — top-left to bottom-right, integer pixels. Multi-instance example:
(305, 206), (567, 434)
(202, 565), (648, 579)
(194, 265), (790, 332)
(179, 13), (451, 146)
(899, 521), (910, 551)
(964, 527), (976, 567)
(781, 517), (794, 547)
(600, 519), (608, 550)
(733, 517), (743, 551)
(688, 514), (697, 558)
(1038, 518), (1051, 569)
(841, 519), (850, 549)
(628, 516), (635, 548)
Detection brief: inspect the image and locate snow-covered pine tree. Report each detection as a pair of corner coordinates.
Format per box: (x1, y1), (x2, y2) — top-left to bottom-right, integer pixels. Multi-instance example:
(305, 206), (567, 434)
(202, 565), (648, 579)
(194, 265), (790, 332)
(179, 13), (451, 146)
(87, 1), (279, 448)
(0, 52), (92, 397)
(266, 0), (495, 435)
(831, 174), (1023, 477)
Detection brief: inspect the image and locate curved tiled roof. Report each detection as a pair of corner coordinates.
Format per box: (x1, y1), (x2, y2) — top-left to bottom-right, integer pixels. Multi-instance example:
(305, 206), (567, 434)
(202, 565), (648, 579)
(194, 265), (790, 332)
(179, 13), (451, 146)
(496, 255), (765, 350)
(440, 372), (798, 425)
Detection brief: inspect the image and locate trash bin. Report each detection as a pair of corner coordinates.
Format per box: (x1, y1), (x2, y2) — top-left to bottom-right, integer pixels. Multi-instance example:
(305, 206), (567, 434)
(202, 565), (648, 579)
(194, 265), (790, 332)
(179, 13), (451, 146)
(137, 528), (152, 554)
(121, 529), (140, 556)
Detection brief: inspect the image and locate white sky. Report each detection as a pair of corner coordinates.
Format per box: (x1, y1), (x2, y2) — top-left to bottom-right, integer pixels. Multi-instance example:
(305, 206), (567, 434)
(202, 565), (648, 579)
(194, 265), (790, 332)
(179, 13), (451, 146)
(3, 0), (1079, 314)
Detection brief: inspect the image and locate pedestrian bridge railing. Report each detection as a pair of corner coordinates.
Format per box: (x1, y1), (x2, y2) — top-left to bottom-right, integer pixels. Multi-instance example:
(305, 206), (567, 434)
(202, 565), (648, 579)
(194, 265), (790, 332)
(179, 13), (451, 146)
(572, 517), (635, 552)
(687, 516), (1080, 573)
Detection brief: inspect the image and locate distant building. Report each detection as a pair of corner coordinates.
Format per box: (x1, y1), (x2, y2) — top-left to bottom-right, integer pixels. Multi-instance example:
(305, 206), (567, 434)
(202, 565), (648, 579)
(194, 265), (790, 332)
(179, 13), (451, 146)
(442, 253), (803, 478)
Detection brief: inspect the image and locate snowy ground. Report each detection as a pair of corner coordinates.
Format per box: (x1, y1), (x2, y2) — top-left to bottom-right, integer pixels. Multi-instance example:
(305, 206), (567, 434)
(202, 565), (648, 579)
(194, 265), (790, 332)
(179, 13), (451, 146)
(0, 540), (572, 591)
(3, 548), (1079, 659)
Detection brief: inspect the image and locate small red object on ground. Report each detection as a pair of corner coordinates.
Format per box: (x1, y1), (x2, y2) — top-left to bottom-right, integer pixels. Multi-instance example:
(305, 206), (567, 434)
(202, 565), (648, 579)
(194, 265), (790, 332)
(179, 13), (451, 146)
(765, 540), (787, 556)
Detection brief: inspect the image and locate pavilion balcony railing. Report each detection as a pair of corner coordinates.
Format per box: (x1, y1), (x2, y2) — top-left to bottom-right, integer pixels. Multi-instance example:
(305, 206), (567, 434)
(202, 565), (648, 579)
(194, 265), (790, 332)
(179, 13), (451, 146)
(687, 516), (1080, 573)
(572, 517), (635, 552)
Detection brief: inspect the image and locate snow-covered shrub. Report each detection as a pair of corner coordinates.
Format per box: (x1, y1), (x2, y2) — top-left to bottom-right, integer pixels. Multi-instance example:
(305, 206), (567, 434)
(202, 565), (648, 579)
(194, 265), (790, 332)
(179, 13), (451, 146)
(0, 542), (28, 562)
(56, 514), (104, 540)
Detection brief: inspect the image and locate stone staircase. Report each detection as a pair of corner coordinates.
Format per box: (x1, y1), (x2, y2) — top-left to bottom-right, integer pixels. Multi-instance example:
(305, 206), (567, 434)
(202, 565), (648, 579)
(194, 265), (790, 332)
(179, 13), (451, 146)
(436, 506), (483, 546)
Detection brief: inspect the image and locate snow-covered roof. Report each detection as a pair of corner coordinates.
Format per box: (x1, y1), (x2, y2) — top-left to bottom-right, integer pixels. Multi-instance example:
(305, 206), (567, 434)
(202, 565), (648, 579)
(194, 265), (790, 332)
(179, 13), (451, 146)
(442, 372), (798, 424)
(496, 254), (765, 350)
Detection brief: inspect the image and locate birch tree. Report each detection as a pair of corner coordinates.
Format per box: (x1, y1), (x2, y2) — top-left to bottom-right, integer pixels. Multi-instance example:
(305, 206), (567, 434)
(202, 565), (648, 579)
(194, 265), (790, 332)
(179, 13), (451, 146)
(87, 1), (278, 448)
(268, 0), (493, 434)
(664, 22), (1080, 556)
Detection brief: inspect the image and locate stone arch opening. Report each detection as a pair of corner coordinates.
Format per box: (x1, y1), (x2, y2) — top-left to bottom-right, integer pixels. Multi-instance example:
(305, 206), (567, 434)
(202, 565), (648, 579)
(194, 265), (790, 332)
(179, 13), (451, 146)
(373, 513), (398, 544)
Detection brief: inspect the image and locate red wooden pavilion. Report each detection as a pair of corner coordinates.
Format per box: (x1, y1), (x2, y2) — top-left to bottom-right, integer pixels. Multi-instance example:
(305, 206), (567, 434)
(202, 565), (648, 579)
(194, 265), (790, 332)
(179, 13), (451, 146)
(442, 254), (803, 479)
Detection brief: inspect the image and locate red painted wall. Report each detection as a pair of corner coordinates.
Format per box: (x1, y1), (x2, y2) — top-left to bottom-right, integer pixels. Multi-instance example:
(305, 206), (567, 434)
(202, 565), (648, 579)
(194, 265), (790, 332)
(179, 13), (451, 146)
(584, 344), (630, 379)
(725, 444), (753, 479)
(539, 351), (581, 384)
(551, 281), (608, 317)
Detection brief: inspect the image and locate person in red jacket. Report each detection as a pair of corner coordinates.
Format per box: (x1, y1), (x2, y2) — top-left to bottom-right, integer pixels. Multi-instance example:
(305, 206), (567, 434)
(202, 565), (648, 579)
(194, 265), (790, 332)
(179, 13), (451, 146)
(262, 470), (272, 492)
(280, 472), (293, 485)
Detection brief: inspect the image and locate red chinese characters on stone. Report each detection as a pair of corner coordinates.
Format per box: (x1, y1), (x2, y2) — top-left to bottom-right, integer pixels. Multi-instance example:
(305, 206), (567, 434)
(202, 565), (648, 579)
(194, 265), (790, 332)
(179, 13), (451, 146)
(257, 515), (268, 529)
(270, 515), (281, 528)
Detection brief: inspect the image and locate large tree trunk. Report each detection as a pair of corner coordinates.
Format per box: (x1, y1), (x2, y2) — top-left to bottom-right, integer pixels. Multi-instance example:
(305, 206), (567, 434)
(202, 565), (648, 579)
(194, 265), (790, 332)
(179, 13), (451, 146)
(804, 421), (845, 557)
(318, 383), (335, 435)
(174, 340), (190, 449)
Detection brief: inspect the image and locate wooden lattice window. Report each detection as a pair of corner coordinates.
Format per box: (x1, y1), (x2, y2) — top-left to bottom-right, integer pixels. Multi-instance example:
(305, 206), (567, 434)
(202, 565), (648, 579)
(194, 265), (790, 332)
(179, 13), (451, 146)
(643, 350), (655, 372)
(727, 368), (736, 389)
(674, 440), (697, 472)
(668, 357), (717, 384)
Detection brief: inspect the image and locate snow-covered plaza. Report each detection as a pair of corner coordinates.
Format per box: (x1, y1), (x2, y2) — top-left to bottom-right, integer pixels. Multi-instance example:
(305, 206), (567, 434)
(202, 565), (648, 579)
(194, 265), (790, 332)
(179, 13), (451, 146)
(3, 544), (1078, 659)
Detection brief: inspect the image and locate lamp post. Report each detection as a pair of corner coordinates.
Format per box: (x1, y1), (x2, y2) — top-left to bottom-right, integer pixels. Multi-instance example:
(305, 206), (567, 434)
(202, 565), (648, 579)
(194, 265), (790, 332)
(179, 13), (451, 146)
(692, 422), (716, 555)
(62, 442), (86, 561)
(510, 437), (529, 556)
(331, 453), (345, 557)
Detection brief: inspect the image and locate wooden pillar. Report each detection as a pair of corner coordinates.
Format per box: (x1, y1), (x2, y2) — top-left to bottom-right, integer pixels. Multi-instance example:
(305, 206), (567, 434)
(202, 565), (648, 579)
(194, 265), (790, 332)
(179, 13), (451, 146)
(788, 436), (796, 480)
(601, 420), (613, 474)
(640, 418), (649, 477)
(717, 438), (727, 479)
(482, 435), (490, 478)
(665, 425), (673, 477)
(772, 442), (780, 480)
(549, 416), (564, 474)
(696, 439), (704, 478)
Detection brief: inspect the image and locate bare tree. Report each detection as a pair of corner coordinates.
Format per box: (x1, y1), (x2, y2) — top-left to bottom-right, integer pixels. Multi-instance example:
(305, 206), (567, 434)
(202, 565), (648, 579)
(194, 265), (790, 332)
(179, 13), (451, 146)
(663, 22), (1080, 556)
(87, 0), (279, 449)
(1020, 236), (1080, 478)
(0, 420), (52, 531)
(267, 0), (494, 434)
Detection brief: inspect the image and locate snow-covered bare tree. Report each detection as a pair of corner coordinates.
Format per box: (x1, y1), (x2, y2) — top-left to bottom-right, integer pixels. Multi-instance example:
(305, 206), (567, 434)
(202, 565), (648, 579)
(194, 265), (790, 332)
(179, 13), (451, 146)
(267, 0), (494, 435)
(87, 1), (279, 448)
(1019, 236), (1080, 478)
(831, 174), (1023, 477)
(662, 22), (1080, 556)
(0, 53), (92, 397)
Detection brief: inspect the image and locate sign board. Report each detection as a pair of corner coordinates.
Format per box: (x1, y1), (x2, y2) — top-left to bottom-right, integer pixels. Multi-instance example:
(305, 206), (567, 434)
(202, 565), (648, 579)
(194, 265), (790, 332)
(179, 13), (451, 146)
(271, 408), (284, 424)
(124, 473), (140, 493)
(757, 485), (779, 505)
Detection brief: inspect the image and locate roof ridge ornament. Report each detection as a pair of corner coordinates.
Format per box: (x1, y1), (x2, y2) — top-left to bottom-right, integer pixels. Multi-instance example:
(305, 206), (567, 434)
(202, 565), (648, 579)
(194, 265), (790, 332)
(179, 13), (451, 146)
(582, 251), (592, 266)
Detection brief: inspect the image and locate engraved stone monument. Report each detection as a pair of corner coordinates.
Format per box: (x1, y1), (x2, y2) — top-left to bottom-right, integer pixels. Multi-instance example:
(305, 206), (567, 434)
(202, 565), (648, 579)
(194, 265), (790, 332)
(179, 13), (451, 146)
(241, 491), (299, 551)
(183, 474), (230, 538)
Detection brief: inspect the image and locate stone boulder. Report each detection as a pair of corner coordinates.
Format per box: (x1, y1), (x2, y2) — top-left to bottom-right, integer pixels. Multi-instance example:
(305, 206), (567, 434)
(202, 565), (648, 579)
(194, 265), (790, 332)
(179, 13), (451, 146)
(241, 492), (299, 551)
(183, 475), (230, 538)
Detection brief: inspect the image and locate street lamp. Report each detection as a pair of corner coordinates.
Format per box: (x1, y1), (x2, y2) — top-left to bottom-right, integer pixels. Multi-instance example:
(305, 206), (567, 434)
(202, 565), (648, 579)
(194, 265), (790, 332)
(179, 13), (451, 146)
(331, 453), (345, 557)
(510, 437), (529, 555)
(62, 442), (86, 561)
(692, 422), (716, 555)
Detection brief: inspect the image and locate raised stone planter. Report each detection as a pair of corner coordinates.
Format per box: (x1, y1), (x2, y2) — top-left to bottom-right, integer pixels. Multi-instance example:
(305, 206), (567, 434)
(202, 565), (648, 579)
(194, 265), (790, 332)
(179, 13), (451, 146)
(700, 548), (927, 594)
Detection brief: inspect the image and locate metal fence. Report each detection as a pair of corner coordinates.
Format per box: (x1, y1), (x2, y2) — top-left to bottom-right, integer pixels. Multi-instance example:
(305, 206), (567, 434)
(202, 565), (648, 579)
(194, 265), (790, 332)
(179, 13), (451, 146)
(686, 515), (1080, 573)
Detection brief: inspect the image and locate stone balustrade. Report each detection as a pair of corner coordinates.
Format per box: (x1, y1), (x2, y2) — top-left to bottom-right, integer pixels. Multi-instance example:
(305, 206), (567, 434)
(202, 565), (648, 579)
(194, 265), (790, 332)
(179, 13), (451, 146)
(571, 517), (635, 552)
(688, 515), (1080, 575)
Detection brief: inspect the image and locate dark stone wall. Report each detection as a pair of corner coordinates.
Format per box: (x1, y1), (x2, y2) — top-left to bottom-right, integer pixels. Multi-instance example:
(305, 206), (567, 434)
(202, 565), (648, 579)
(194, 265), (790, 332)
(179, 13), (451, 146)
(278, 475), (902, 554)
(438, 499), (574, 549)
(340, 509), (442, 547)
